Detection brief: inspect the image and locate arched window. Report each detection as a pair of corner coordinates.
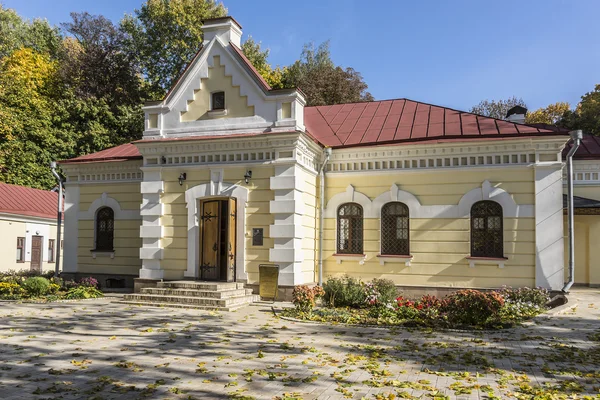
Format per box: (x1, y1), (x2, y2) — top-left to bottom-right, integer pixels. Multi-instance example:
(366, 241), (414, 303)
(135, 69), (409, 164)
(470, 201), (503, 258)
(381, 202), (410, 255)
(95, 207), (114, 251)
(337, 203), (363, 254)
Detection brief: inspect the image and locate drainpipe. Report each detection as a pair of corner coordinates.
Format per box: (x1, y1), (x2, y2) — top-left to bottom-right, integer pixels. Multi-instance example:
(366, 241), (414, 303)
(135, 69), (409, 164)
(50, 162), (63, 277)
(317, 147), (332, 286)
(563, 130), (583, 293)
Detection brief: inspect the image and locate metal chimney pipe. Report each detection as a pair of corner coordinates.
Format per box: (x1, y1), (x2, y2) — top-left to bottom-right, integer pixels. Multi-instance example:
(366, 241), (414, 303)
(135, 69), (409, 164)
(563, 130), (583, 293)
(50, 162), (63, 277)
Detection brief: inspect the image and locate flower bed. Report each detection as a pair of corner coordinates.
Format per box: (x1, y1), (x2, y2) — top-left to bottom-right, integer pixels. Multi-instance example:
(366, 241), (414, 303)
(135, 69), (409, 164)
(0, 270), (103, 301)
(282, 276), (550, 329)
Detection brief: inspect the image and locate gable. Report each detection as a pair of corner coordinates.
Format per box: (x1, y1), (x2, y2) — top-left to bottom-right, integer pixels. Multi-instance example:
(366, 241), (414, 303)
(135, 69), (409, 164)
(142, 22), (306, 139)
(180, 55), (254, 122)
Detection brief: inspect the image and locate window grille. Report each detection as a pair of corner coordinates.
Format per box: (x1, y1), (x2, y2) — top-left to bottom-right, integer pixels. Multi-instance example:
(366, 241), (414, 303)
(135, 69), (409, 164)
(381, 202), (409, 255)
(470, 200), (503, 258)
(96, 207), (114, 251)
(337, 203), (363, 254)
(212, 91), (225, 110)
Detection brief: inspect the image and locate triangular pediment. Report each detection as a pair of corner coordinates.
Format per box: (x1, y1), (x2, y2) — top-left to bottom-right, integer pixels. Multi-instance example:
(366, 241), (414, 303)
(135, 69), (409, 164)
(142, 32), (305, 139)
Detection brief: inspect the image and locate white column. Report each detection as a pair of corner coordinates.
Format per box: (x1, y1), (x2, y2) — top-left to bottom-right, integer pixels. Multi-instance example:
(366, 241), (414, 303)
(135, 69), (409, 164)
(139, 170), (164, 279)
(534, 164), (565, 290)
(269, 164), (305, 286)
(63, 184), (79, 273)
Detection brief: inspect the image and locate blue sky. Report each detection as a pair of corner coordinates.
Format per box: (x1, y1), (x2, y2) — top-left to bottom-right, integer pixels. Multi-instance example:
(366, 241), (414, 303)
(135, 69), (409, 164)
(3, 0), (599, 111)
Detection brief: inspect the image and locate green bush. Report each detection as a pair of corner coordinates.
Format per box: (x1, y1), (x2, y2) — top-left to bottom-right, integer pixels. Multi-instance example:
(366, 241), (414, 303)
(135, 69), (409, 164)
(22, 277), (51, 297)
(440, 289), (504, 326)
(322, 275), (366, 308)
(64, 286), (104, 299)
(371, 278), (397, 305)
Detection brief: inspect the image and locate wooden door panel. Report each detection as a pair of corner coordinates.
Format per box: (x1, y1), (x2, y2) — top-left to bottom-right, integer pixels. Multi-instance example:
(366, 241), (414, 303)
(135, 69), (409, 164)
(227, 198), (236, 282)
(31, 236), (42, 272)
(200, 201), (220, 281)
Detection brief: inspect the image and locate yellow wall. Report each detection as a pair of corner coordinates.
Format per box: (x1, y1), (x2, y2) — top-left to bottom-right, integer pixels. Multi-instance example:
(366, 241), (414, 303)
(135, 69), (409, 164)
(161, 166), (274, 282)
(574, 185), (600, 202)
(564, 215), (600, 286)
(322, 169), (536, 288)
(77, 183), (142, 275)
(180, 55), (254, 122)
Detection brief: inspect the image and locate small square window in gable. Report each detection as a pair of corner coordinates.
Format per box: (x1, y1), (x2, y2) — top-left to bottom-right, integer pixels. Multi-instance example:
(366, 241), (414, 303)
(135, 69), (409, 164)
(212, 91), (225, 110)
(282, 102), (292, 119)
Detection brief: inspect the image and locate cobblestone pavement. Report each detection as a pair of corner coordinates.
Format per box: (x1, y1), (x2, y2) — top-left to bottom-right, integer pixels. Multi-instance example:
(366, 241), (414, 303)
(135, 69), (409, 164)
(0, 289), (599, 400)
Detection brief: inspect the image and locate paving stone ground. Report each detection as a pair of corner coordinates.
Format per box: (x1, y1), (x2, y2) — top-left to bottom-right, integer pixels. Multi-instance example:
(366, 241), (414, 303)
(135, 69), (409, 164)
(0, 289), (599, 400)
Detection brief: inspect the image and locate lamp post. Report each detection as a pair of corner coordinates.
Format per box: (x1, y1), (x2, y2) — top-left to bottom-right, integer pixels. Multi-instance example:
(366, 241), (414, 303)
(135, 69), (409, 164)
(50, 162), (63, 277)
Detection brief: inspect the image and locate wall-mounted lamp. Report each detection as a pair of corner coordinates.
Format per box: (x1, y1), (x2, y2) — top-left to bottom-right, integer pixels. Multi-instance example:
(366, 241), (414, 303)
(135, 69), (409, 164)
(161, 156), (167, 164)
(244, 170), (252, 184)
(178, 172), (187, 186)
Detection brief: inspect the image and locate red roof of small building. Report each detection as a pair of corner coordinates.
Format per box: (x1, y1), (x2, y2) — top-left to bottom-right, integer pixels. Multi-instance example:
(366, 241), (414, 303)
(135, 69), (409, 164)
(304, 99), (567, 148)
(60, 143), (142, 164)
(563, 134), (600, 160)
(0, 182), (58, 219)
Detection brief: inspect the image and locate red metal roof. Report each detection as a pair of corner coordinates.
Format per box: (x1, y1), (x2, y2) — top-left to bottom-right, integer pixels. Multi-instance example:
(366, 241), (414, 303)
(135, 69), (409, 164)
(563, 134), (600, 160)
(0, 182), (58, 219)
(61, 99), (572, 164)
(304, 99), (567, 148)
(60, 143), (142, 164)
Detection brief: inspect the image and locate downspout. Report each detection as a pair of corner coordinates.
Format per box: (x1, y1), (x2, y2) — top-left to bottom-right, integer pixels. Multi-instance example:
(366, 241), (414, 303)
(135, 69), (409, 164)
(50, 162), (63, 277)
(317, 147), (332, 286)
(563, 129), (583, 293)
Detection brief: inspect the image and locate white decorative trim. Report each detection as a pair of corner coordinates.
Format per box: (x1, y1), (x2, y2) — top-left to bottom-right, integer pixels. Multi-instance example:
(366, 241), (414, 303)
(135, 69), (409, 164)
(184, 182), (248, 281)
(324, 185), (374, 218)
(78, 192), (140, 220)
(467, 257), (506, 269)
(327, 182), (534, 220)
(207, 109), (228, 117)
(325, 137), (567, 174)
(457, 180), (532, 218)
(378, 255), (413, 266)
(333, 254), (367, 265)
(91, 251), (115, 259)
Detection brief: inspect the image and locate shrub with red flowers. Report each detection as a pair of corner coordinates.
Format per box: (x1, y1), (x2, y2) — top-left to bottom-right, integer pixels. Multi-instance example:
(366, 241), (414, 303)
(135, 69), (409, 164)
(292, 285), (325, 314)
(395, 296), (420, 319)
(439, 289), (505, 326)
(77, 277), (99, 288)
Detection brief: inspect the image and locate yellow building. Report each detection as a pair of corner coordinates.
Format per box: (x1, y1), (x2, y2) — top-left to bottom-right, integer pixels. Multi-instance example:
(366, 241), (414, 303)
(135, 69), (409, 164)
(0, 183), (62, 273)
(58, 17), (596, 297)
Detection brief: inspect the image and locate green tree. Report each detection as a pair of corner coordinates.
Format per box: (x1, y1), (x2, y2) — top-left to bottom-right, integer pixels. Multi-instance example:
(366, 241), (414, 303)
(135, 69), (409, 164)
(470, 97), (527, 120)
(283, 41), (373, 106)
(526, 102), (571, 125)
(0, 5), (62, 59)
(241, 36), (285, 89)
(561, 84), (600, 135)
(121, 0), (226, 95)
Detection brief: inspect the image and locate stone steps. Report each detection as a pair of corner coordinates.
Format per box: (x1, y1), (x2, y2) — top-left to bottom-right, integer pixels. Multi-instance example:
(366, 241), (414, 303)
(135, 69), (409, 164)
(120, 280), (258, 311)
(141, 288), (252, 298)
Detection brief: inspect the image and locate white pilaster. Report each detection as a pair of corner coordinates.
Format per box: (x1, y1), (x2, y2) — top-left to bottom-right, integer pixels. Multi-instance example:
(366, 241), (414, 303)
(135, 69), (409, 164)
(139, 170), (164, 279)
(63, 184), (79, 273)
(534, 164), (565, 290)
(269, 164), (306, 286)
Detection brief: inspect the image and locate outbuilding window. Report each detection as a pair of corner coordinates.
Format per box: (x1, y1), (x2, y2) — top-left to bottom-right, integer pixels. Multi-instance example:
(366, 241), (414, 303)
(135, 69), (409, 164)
(211, 91), (225, 110)
(470, 200), (503, 258)
(16, 237), (25, 262)
(95, 207), (114, 251)
(337, 203), (363, 255)
(381, 202), (410, 255)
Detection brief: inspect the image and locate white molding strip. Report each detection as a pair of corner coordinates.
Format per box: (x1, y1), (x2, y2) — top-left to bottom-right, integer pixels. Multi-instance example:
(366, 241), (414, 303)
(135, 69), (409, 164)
(78, 192), (141, 220)
(325, 181), (534, 219)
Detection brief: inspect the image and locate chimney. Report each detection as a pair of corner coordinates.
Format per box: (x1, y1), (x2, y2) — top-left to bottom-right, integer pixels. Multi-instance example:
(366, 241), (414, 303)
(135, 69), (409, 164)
(505, 105), (527, 124)
(202, 16), (242, 48)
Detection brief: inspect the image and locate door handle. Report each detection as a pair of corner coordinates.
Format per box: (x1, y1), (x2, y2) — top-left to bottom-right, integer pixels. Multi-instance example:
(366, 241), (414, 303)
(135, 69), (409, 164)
(212, 243), (218, 251)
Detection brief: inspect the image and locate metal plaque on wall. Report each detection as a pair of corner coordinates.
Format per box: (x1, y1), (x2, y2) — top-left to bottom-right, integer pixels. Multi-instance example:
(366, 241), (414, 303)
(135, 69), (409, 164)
(252, 228), (263, 246)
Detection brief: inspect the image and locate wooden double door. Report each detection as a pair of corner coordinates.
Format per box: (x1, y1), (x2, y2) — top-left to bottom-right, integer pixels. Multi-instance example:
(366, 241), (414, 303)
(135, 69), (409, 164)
(199, 198), (236, 282)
